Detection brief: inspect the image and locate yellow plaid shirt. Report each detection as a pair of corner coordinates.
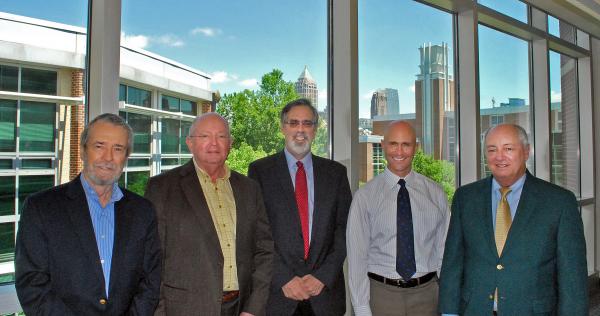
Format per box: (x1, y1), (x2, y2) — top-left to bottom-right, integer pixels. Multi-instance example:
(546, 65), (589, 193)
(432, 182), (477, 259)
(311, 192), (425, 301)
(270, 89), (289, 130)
(193, 159), (239, 291)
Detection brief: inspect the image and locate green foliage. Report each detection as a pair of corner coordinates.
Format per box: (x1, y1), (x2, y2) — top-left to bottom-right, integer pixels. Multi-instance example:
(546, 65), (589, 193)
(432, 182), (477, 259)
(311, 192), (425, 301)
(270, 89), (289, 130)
(411, 150), (456, 201)
(217, 69), (300, 154)
(311, 119), (329, 157)
(227, 143), (268, 175)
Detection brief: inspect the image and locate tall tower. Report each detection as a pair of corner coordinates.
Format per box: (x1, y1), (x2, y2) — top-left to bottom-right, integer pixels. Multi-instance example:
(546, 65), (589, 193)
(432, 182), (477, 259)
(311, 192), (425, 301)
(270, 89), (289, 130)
(295, 65), (318, 108)
(384, 88), (399, 115)
(415, 42), (455, 161)
(370, 90), (387, 118)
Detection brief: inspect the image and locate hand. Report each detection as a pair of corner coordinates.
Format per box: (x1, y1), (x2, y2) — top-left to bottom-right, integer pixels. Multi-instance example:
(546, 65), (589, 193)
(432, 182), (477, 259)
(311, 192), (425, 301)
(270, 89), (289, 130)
(239, 313), (254, 316)
(301, 274), (325, 296)
(282, 276), (311, 301)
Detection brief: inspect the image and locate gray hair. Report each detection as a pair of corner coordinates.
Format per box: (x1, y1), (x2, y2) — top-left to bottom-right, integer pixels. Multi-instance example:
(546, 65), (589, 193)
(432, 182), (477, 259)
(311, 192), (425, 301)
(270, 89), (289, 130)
(188, 112), (231, 137)
(484, 123), (529, 147)
(80, 113), (134, 156)
(280, 98), (319, 126)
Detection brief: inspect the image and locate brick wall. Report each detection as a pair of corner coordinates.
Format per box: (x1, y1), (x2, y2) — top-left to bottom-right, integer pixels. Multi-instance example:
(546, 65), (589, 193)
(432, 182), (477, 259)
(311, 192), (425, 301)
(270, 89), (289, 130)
(70, 70), (85, 180)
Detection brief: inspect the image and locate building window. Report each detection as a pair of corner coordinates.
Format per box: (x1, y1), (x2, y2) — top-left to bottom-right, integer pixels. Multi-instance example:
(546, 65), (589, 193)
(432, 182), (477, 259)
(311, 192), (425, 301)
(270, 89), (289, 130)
(161, 94), (197, 116)
(119, 84), (151, 108)
(477, 0), (528, 24)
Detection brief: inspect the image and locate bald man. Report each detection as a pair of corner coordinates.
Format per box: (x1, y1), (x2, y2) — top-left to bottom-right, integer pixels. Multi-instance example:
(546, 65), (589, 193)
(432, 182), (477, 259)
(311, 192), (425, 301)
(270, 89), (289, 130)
(145, 113), (274, 316)
(347, 120), (450, 316)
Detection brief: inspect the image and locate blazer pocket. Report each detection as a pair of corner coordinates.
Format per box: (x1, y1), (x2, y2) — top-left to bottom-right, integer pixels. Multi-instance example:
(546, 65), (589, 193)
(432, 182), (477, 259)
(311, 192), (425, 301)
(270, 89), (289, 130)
(162, 283), (189, 302)
(533, 295), (557, 314)
(459, 290), (471, 313)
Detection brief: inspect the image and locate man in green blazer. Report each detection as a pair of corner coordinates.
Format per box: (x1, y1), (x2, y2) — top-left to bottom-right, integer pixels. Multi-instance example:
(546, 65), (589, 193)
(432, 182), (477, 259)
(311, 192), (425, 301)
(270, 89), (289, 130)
(439, 123), (588, 316)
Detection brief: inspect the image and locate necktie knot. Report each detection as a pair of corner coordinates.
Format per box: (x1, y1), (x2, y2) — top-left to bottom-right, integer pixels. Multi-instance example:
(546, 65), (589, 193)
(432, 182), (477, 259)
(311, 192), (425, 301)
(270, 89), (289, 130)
(500, 186), (511, 199)
(296, 161), (304, 169)
(398, 179), (406, 188)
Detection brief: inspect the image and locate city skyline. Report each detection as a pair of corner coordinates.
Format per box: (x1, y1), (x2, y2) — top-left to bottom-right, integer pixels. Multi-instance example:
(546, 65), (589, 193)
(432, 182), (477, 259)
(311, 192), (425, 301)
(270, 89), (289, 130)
(1, 0), (563, 118)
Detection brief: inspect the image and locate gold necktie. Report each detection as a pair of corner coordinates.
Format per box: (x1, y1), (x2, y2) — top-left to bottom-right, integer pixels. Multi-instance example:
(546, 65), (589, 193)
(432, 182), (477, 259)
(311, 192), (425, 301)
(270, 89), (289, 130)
(495, 187), (512, 256)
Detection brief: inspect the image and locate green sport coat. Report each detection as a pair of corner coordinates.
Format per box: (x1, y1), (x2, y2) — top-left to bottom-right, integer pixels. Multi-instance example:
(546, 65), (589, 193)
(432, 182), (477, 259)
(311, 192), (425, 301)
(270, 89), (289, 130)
(439, 171), (588, 316)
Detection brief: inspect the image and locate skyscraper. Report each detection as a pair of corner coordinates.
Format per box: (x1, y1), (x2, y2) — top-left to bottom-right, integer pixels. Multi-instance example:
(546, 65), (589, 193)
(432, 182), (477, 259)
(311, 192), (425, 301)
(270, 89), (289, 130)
(415, 42), (455, 161)
(384, 88), (399, 115)
(295, 65), (318, 108)
(370, 90), (387, 118)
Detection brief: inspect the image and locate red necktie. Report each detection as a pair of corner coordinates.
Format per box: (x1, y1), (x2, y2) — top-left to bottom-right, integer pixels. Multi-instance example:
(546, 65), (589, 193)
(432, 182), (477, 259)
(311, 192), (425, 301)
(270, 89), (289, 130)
(295, 161), (309, 259)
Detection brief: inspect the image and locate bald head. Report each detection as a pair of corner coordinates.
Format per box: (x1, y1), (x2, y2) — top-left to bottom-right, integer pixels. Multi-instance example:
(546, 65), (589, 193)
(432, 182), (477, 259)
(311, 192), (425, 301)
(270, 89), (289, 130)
(189, 112), (231, 137)
(382, 121), (417, 177)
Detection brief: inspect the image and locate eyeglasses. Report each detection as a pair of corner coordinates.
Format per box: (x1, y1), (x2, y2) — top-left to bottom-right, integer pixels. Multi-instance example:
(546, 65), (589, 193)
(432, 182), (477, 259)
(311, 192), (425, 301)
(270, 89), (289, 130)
(284, 120), (316, 128)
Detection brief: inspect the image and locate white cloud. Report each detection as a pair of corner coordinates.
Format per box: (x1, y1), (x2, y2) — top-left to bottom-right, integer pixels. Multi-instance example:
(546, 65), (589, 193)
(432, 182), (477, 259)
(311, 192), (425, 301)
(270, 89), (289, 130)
(210, 71), (240, 83)
(362, 90), (375, 100)
(550, 90), (561, 102)
(239, 78), (258, 88)
(154, 35), (184, 47)
(190, 27), (222, 37)
(121, 32), (149, 49)
(409, 85), (415, 93)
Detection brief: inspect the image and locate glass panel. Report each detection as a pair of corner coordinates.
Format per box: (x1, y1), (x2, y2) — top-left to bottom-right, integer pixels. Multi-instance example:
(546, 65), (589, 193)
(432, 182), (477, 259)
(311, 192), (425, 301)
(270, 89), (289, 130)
(180, 99), (196, 116)
(0, 99), (17, 152)
(18, 175), (54, 213)
(161, 119), (180, 154)
(21, 159), (52, 169)
(127, 158), (150, 167)
(478, 25), (532, 178)
(548, 15), (576, 44)
(122, 0), (328, 175)
(181, 121), (191, 154)
(119, 84), (127, 102)
(161, 95), (180, 112)
(0, 223), (15, 263)
(127, 86), (151, 108)
(0, 65), (18, 92)
(478, 0), (528, 23)
(19, 101), (56, 152)
(161, 158), (179, 166)
(0, 177), (15, 216)
(127, 113), (151, 154)
(21, 68), (57, 95)
(0, 160), (12, 169)
(126, 171), (149, 196)
(359, 0), (456, 199)
(549, 51), (579, 196)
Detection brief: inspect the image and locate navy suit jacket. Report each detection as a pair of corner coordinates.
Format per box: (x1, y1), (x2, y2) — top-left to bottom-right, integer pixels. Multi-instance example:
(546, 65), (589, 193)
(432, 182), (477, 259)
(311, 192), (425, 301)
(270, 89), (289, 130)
(439, 172), (588, 315)
(248, 152), (352, 316)
(15, 175), (161, 315)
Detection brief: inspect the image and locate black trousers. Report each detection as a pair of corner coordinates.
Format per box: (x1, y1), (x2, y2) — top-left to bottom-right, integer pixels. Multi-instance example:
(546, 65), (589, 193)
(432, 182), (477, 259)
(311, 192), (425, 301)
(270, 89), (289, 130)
(293, 300), (316, 316)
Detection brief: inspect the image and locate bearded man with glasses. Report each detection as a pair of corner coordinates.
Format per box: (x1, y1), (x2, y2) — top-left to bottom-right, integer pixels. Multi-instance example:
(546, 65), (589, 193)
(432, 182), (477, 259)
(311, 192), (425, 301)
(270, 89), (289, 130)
(248, 98), (352, 316)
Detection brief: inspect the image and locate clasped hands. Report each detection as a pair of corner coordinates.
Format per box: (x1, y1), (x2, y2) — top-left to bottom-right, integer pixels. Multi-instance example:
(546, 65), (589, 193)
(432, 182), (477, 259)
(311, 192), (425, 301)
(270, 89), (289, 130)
(282, 274), (324, 301)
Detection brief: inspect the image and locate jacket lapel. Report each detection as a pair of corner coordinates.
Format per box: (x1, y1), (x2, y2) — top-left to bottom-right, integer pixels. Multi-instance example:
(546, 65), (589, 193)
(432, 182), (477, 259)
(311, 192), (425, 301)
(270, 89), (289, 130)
(108, 193), (133, 298)
(65, 176), (106, 291)
(309, 156), (328, 257)
(480, 177), (498, 258)
(276, 152), (302, 230)
(179, 162), (223, 259)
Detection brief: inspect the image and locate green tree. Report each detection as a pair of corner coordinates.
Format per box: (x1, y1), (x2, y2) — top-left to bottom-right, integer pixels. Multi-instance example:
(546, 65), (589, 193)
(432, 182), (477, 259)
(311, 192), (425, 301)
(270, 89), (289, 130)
(227, 143), (268, 175)
(311, 119), (329, 157)
(217, 69), (300, 154)
(411, 150), (456, 201)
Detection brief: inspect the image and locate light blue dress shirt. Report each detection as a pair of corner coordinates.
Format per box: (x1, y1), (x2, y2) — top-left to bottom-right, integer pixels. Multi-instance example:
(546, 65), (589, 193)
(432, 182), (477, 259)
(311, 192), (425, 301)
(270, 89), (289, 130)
(284, 148), (315, 242)
(442, 174), (526, 316)
(80, 174), (123, 297)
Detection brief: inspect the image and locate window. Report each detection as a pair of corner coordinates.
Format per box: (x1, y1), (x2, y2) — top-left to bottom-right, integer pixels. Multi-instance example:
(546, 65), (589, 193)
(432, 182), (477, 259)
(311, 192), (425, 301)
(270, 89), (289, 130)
(548, 14), (576, 44)
(21, 68), (57, 95)
(0, 65), (18, 92)
(359, 0), (456, 199)
(120, 85), (151, 108)
(478, 0), (528, 24)
(549, 51), (579, 195)
(19, 101), (56, 152)
(478, 25), (532, 178)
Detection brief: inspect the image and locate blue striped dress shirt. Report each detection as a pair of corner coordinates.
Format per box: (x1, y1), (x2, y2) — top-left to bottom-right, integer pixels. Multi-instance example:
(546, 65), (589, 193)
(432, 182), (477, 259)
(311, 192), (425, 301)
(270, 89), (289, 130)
(80, 174), (123, 297)
(284, 148), (315, 242)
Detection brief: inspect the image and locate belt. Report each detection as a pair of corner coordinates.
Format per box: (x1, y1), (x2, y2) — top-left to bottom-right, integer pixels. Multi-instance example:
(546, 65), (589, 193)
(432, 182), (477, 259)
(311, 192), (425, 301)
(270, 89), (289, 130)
(222, 290), (239, 303)
(367, 272), (436, 288)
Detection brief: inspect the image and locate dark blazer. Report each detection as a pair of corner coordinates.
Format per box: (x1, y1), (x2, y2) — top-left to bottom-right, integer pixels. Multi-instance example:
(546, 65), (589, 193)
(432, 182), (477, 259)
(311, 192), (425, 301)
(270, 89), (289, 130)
(439, 171), (588, 316)
(15, 175), (161, 316)
(144, 161), (273, 316)
(248, 152), (352, 316)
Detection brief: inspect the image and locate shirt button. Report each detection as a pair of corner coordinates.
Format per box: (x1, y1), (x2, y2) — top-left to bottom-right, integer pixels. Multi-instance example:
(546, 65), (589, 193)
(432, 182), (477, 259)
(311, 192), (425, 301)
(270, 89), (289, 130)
(101, 259), (105, 264)
(101, 235), (105, 239)
(497, 264), (504, 270)
(99, 299), (107, 305)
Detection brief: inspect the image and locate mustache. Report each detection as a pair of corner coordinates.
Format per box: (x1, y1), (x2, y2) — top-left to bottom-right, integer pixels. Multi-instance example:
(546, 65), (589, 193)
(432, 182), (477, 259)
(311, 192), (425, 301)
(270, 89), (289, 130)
(93, 162), (118, 170)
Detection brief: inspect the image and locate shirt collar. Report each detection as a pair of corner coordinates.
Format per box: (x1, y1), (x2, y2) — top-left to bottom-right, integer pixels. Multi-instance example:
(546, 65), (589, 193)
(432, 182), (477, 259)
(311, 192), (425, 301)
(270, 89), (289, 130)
(492, 172), (527, 194)
(192, 157), (231, 181)
(284, 147), (313, 171)
(383, 167), (415, 188)
(80, 173), (123, 204)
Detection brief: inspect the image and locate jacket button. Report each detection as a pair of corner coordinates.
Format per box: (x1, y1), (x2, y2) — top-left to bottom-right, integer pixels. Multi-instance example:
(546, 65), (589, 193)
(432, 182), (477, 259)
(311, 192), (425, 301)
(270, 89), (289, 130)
(99, 299), (107, 305)
(496, 264), (504, 270)
(489, 295), (494, 300)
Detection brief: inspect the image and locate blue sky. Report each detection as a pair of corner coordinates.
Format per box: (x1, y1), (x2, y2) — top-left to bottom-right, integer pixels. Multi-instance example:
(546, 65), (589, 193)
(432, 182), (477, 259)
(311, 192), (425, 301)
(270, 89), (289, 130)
(1, 0), (562, 118)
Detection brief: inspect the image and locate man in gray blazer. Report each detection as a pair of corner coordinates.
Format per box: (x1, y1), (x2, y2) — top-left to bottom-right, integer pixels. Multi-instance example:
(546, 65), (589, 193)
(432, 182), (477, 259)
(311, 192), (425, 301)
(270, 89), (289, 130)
(145, 113), (273, 316)
(248, 98), (352, 315)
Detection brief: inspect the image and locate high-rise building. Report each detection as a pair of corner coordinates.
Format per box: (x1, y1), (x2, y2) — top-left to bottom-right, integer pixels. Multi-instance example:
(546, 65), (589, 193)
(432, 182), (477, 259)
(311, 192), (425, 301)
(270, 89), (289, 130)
(415, 42), (455, 161)
(295, 65), (318, 108)
(384, 88), (399, 115)
(370, 88), (399, 119)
